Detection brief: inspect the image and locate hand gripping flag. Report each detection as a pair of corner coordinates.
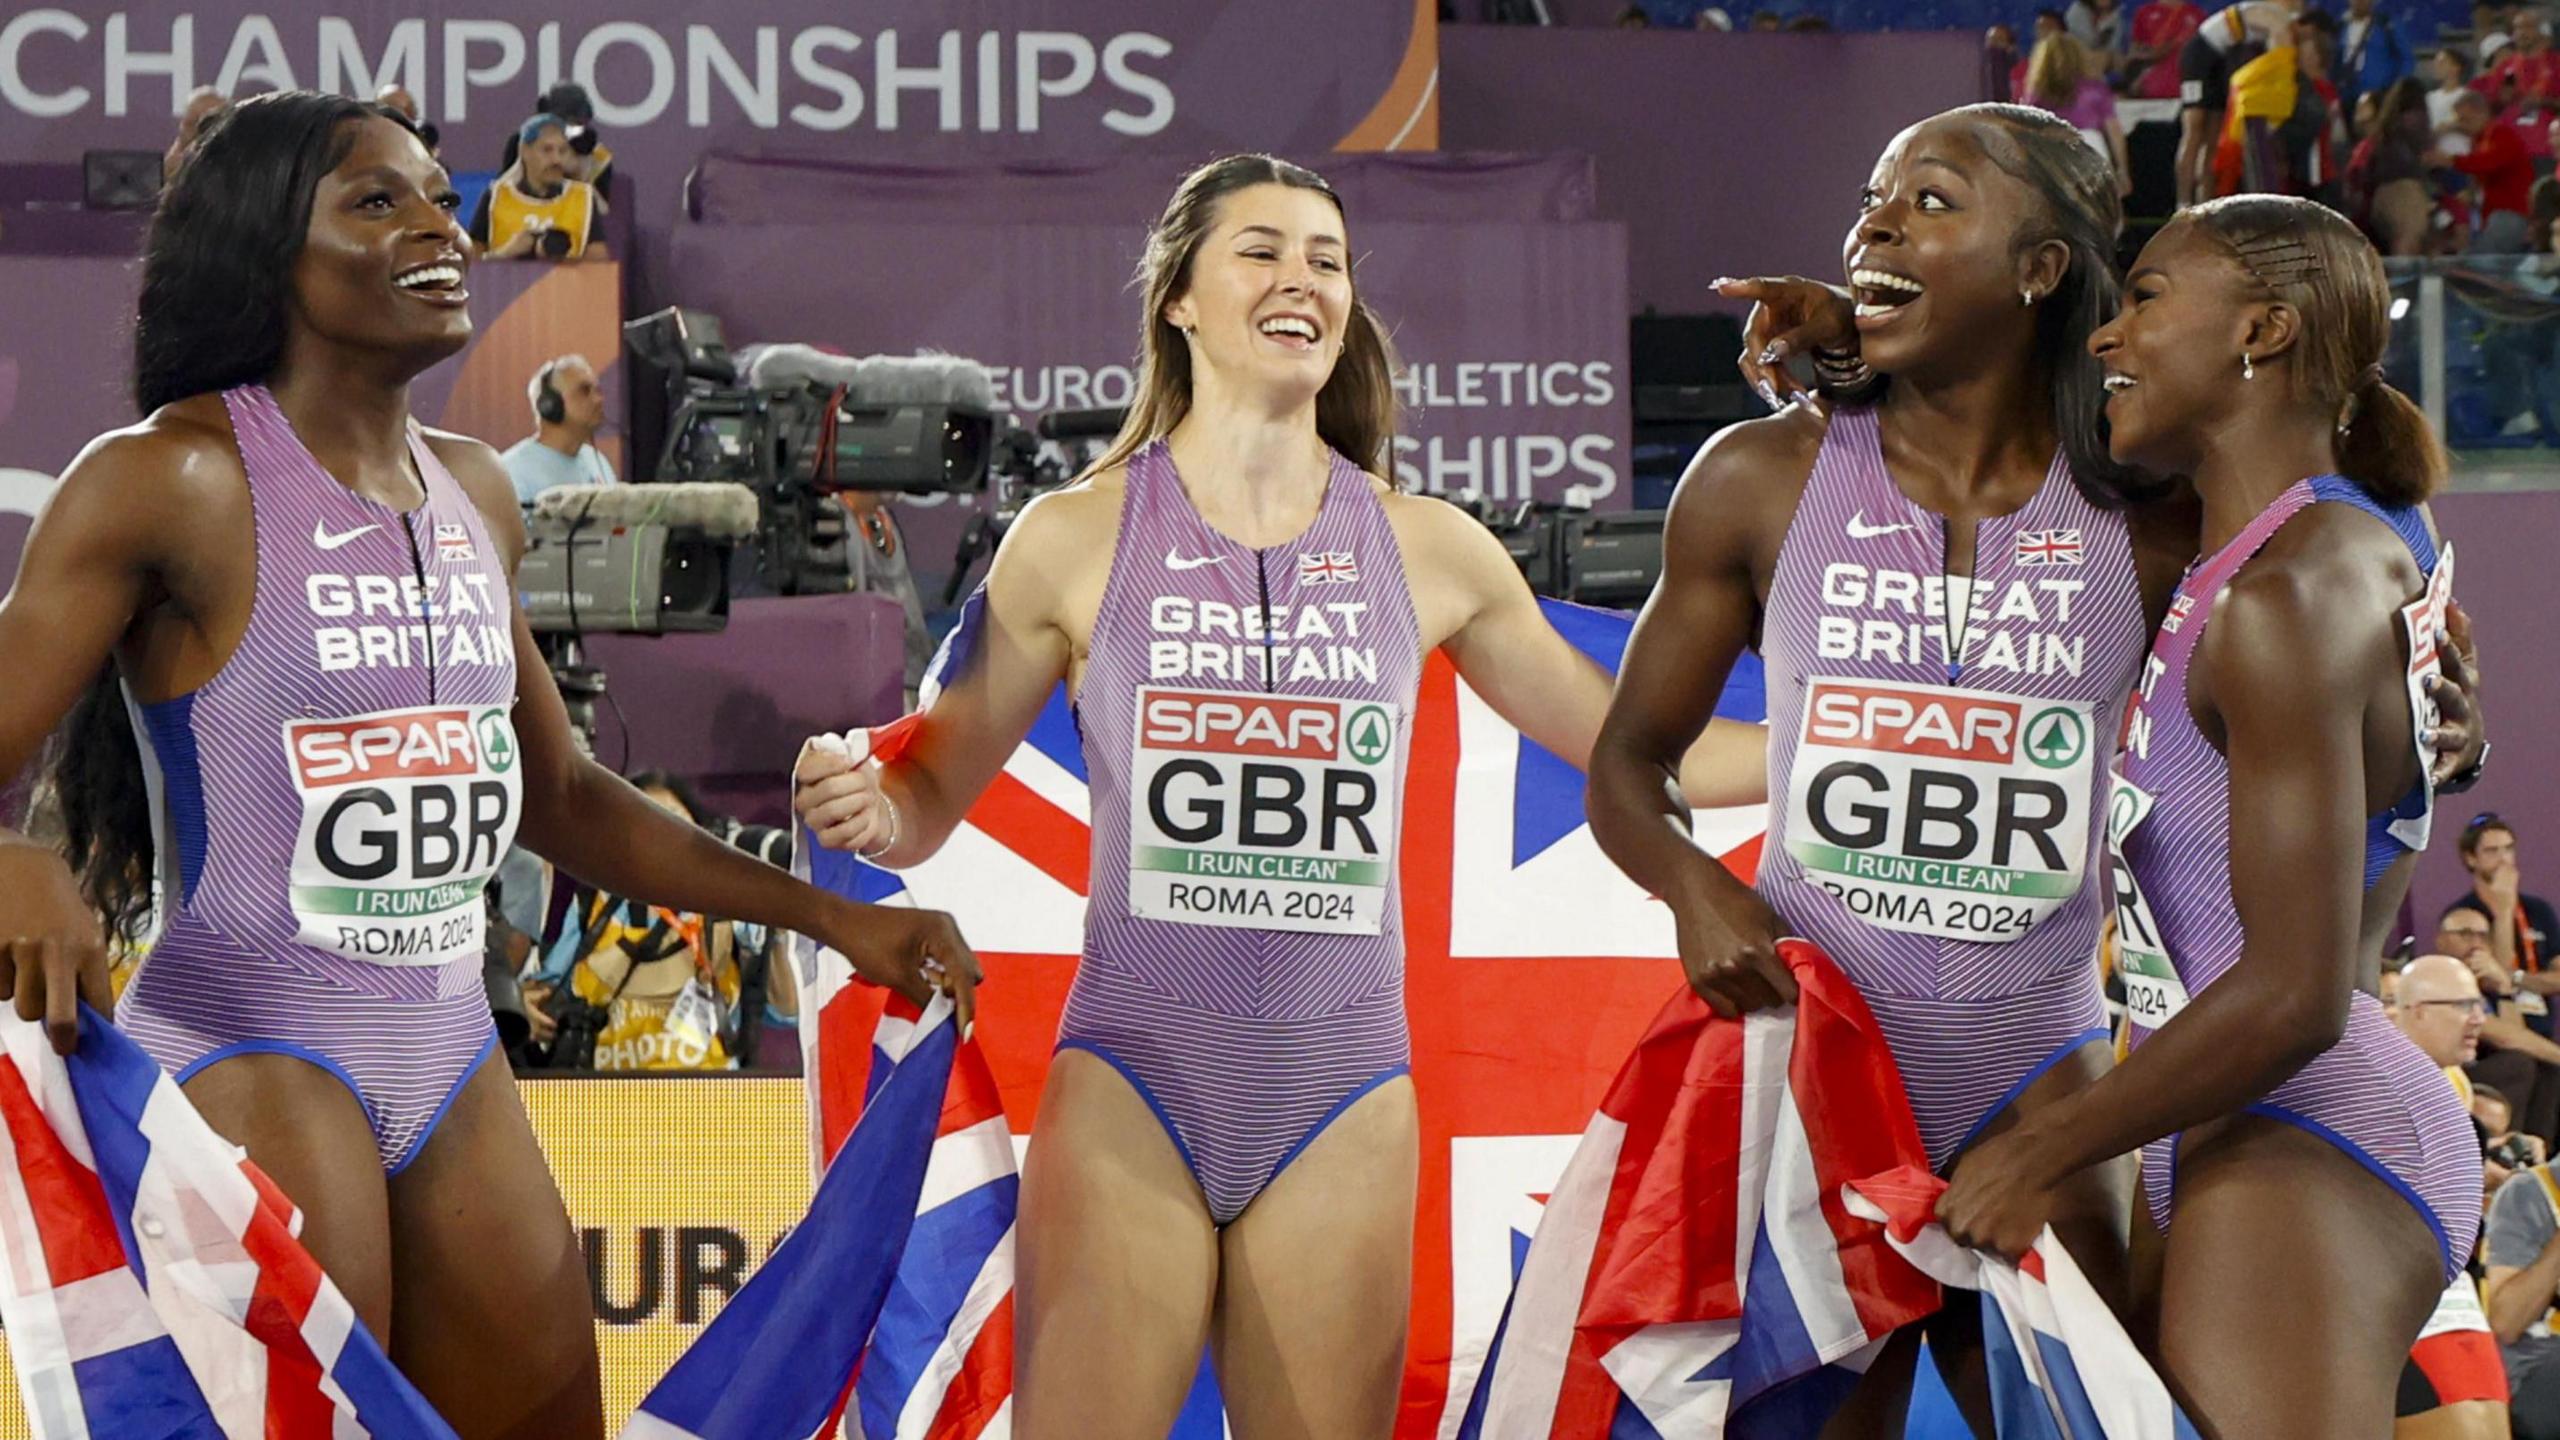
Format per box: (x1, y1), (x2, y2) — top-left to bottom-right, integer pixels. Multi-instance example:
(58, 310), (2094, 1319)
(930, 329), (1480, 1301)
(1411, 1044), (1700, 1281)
(1842, 1170), (2201, 1440)
(1460, 940), (1944, 1439)
(622, 994), (1015, 1440)
(0, 1004), (457, 1440)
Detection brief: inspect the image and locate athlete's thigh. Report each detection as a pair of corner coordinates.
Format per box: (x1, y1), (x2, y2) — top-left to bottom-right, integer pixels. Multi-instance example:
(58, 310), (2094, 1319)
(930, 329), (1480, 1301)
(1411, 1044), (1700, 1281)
(2393, 1400), (2514, 1440)
(1213, 1074), (1418, 1440)
(181, 1051), (395, 1339)
(2155, 1116), (2444, 1440)
(1014, 1047), (1220, 1440)
(385, 1052), (601, 1440)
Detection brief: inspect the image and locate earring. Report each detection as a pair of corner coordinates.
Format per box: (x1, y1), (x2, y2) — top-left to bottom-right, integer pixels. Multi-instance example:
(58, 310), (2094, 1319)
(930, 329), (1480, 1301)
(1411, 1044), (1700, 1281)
(2021, 288), (2036, 306)
(2242, 352), (2255, 381)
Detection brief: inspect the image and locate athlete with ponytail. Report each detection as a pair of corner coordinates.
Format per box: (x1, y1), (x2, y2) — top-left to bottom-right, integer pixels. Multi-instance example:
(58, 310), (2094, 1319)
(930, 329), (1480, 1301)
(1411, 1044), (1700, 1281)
(1938, 195), (2481, 1437)
(0, 92), (975, 1438)
(791, 153), (1766, 1439)
(1587, 106), (2486, 1436)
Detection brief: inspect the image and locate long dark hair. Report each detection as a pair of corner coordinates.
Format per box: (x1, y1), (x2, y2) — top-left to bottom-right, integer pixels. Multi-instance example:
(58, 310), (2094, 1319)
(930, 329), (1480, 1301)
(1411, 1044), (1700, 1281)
(1088, 154), (1401, 479)
(1953, 103), (2160, 507)
(2185, 194), (2446, 506)
(55, 91), (412, 938)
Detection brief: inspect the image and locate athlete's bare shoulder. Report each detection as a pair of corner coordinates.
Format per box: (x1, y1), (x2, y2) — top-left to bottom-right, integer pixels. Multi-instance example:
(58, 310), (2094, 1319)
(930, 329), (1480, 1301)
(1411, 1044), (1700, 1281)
(1664, 402), (1829, 577)
(985, 466), (1127, 629)
(59, 394), (244, 504)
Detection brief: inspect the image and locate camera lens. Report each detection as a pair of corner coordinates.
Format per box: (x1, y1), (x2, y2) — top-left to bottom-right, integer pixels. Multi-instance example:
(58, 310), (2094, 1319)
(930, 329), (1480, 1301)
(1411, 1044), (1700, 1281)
(539, 227), (571, 259)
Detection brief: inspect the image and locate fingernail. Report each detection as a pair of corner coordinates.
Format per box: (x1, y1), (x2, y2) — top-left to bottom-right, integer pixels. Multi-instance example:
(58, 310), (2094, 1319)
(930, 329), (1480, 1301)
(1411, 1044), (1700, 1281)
(1761, 342), (1788, 364)
(1712, 275), (1737, 288)
(1758, 383), (1780, 411)
(2424, 674), (2439, 693)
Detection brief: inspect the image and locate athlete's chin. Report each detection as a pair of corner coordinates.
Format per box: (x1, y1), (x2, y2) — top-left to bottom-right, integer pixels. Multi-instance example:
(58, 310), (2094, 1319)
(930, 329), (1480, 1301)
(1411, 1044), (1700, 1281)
(392, 325), (474, 376)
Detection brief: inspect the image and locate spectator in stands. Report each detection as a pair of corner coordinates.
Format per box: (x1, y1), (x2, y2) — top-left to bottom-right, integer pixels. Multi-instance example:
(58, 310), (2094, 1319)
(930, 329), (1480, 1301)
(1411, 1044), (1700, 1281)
(2452, 815), (2560, 1000)
(1697, 6), (1737, 27)
(501, 355), (617, 508)
(2355, 76), (2447, 251)
(2016, 8), (2072, 95)
(2397, 951), (2492, 1079)
(2434, 47), (2481, 147)
(2130, 0), (2207, 98)
(1988, 22), (2025, 98)
(2484, 7), (2560, 158)
(2178, 1), (2301, 206)
(1784, 12), (1832, 28)
(161, 86), (226, 183)
(2341, 0), (2417, 108)
(2436, 88), (2538, 246)
(2438, 900), (2560, 1143)
(467, 114), (604, 263)
(498, 83), (615, 194)
(2067, 0), (2131, 80)
(1616, 3), (1652, 25)
(2482, 1150), (2560, 1433)
(2299, 13), (2352, 199)
(2024, 33), (2138, 193)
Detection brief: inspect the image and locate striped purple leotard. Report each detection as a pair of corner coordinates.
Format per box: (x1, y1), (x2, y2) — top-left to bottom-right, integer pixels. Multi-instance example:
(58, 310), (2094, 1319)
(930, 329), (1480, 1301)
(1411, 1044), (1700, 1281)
(1059, 439), (1419, 1224)
(2116, 474), (2478, 1280)
(117, 385), (522, 1173)
(1758, 406), (2149, 1169)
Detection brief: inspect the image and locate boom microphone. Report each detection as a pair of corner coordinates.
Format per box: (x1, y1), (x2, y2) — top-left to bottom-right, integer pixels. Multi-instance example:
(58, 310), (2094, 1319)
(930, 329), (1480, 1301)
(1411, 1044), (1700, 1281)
(530, 482), (763, 543)
(738, 343), (997, 409)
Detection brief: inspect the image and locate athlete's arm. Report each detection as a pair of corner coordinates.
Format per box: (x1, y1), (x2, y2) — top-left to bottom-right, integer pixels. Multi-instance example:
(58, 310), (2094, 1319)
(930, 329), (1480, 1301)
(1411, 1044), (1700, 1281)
(2488, 1212), (2560, 1344)
(0, 426), (206, 1047)
(1940, 537), (2391, 1255)
(1411, 495), (1769, 811)
(1586, 414), (1814, 1016)
(793, 485), (1087, 866)
(432, 434), (979, 1022)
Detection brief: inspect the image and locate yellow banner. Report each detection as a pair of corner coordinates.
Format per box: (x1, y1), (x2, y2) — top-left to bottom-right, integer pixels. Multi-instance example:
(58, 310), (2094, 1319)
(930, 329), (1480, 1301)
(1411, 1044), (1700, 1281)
(0, 1075), (810, 1436)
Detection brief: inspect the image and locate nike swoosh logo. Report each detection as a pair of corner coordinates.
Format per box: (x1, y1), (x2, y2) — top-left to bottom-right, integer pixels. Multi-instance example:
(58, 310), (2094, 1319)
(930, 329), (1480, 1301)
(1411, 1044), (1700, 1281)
(1166, 548), (1227, 571)
(1846, 511), (1915, 540)
(314, 520), (381, 551)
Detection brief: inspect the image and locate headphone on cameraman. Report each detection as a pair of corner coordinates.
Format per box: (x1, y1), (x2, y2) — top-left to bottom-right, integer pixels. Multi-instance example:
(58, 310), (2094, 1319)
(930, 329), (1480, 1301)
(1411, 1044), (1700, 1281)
(532, 359), (568, 425)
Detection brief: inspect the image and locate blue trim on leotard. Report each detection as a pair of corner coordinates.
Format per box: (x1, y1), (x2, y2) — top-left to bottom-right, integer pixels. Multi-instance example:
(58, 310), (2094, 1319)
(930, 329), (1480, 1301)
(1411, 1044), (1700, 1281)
(2240, 1100), (2457, 1276)
(1953, 1026), (2110, 1159)
(138, 694), (208, 907)
(387, 1028), (500, 1175)
(2303, 476), (2439, 891)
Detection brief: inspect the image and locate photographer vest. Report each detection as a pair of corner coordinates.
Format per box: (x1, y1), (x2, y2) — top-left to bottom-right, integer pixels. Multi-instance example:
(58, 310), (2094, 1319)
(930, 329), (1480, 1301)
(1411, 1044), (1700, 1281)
(489, 176), (596, 259)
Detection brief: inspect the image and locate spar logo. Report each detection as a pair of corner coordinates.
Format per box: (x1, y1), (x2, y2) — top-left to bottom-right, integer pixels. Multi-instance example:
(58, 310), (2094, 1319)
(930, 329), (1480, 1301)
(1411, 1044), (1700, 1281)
(1804, 682), (2025, 762)
(1140, 691), (1349, 760)
(289, 707), (501, 787)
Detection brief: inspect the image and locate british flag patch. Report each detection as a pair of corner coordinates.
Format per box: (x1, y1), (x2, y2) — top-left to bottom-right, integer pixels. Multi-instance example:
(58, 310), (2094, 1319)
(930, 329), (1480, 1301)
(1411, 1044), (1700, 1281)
(2014, 529), (2084, 567)
(1298, 550), (1359, 586)
(434, 522), (476, 563)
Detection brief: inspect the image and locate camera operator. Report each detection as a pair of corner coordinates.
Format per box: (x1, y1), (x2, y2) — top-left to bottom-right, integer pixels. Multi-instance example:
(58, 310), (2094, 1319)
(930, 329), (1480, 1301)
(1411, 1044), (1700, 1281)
(499, 83), (615, 191)
(502, 354), (618, 507)
(468, 113), (605, 263)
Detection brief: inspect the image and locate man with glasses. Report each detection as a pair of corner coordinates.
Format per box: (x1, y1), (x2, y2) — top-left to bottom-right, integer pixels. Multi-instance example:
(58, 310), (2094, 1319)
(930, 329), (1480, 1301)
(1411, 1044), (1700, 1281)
(2441, 901), (2560, 1144)
(2392, 954), (2516, 1437)
(2448, 815), (2560, 1035)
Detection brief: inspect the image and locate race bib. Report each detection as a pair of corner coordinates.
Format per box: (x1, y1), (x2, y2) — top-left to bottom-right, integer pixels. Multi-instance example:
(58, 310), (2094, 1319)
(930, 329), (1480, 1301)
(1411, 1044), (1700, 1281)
(2392, 542), (2456, 852)
(2105, 771), (2189, 1028)
(1127, 686), (1401, 935)
(283, 705), (523, 965)
(1784, 678), (2099, 943)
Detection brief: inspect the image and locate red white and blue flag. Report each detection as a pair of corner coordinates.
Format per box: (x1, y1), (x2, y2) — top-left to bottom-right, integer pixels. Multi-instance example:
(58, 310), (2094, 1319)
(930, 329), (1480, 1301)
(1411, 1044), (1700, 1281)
(1297, 550), (1360, 586)
(2014, 530), (2086, 567)
(0, 1005), (456, 1440)
(620, 994), (1008, 1440)
(1844, 1171), (2203, 1440)
(775, 594), (1767, 1436)
(1458, 942), (1943, 1438)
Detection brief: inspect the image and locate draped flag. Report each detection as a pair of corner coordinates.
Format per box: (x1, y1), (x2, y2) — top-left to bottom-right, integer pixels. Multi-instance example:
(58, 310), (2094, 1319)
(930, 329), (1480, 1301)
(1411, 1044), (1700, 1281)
(1459, 941), (1944, 1439)
(0, 1004), (456, 1440)
(1843, 1171), (2202, 1440)
(622, 995), (1016, 1440)
(788, 594), (1768, 1436)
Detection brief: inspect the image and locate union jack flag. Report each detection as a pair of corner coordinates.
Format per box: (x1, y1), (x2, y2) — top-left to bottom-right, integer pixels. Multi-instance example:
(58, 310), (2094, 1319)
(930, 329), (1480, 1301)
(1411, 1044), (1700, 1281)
(433, 522), (475, 563)
(779, 594), (1766, 1436)
(0, 1006), (456, 1440)
(2015, 530), (2085, 568)
(1298, 550), (1360, 586)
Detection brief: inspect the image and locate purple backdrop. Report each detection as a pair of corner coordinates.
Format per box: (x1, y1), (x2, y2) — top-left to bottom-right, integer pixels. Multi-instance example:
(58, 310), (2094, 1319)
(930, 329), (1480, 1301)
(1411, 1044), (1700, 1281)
(1440, 25), (1982, 315)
